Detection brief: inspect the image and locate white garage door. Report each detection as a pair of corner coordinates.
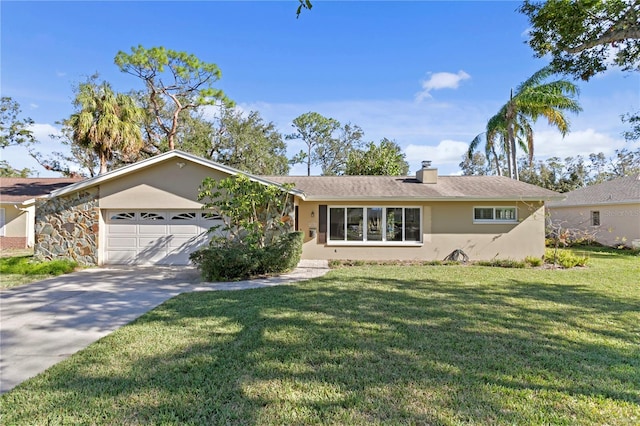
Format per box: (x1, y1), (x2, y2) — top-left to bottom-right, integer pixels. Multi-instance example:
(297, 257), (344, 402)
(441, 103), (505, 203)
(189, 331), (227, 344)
(105, 210), (223, 265)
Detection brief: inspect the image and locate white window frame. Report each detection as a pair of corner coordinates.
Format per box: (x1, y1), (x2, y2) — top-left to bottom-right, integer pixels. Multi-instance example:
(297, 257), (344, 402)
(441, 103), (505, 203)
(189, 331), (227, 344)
(473, 206), (518, 224)
(327, 206), (422, 245)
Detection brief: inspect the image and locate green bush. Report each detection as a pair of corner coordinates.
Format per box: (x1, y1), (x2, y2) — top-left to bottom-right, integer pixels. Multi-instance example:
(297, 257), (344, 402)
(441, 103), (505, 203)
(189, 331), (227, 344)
(525, 256), (543, 267)
(0, 256), (77, 276)
(190, 232), (303, 281)
(254, 231), (304, 275)
(544, 248), (589, 268)
(476, 259), (527, 268)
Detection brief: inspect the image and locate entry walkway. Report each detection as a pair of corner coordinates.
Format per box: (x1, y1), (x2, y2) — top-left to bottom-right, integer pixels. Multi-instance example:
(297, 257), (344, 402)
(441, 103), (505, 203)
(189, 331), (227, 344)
(0, 260), (329, 394)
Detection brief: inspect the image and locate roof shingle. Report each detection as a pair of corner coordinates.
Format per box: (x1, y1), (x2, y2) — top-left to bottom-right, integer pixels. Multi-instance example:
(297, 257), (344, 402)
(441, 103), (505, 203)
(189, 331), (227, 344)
(0, 177), (84, 203)
(547, 173), (640, 207)
(264, 175), (562, 201)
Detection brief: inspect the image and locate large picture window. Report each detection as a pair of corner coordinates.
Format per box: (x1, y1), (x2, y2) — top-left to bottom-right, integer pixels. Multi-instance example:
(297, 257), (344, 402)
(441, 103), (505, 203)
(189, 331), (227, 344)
(473, 206), (517, 223)
(328, 206), (421, 243)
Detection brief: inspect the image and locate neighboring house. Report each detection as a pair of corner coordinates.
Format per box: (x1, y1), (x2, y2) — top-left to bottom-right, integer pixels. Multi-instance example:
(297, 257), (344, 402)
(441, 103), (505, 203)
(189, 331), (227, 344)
(0, 178), (83, 250)
(34, 150), (562, 265)
(547, 174), (640, 248)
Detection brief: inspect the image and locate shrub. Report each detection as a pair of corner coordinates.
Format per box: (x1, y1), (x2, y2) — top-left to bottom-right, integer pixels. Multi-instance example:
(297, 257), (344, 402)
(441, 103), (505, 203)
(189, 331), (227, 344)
(0, 256), (77, 276)
(525, 256), (543, 267)
(476, 259), (527, 268)
(544, 248), (589, 268)
(190, 232), (304, 281)
(254, 231), (304, 275)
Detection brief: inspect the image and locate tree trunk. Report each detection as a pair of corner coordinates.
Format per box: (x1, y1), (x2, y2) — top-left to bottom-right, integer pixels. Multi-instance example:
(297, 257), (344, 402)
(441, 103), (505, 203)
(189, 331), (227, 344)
(99, 150), (108, 175)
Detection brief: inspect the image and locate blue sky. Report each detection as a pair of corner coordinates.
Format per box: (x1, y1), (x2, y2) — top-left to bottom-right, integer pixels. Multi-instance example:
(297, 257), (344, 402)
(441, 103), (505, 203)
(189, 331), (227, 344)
(2, 1), (638, 176)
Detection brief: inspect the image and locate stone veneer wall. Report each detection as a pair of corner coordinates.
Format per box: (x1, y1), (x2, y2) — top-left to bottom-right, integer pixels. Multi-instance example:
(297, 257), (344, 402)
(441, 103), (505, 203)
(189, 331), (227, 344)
(34, 188), (99, 265)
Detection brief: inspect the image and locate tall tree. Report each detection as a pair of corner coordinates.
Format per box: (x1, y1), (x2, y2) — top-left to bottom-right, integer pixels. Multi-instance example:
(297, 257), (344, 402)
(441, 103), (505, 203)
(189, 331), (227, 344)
(469, 67), (581, 180)
(346, 138), (409, 175)
(115, 45), (231, 151)
(520, 0), (640, 81)
(1, 97), (35, 149)
(287, 112), (363, 175)
(181, 106), (289, 175)
(287, 112), (340, 176)
(315, 122), (364, 175)
(66, 76), (144, 174)
(459, 151), (495, 176)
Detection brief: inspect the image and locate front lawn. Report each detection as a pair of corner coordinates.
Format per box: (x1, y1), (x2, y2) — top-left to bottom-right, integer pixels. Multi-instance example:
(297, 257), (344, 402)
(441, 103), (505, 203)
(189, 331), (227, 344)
(1, 248), (638, 424)
(0, 255), (78, 289)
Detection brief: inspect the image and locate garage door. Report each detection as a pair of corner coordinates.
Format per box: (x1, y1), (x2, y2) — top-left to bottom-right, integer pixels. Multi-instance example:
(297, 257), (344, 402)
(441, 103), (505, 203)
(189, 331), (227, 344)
(105, 210), (223, 265)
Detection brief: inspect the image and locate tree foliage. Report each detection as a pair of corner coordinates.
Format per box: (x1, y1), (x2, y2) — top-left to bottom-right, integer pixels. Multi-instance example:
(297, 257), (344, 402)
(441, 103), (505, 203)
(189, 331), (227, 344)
(468, 67), (581, 180)
(462, 147), (640, 191)
(296, 0), (313, 17)
(346, 138), (409, 175)
(165, 105), (290, 175)
(622, 111), (640, 141)
(287, 112), (363, 175)
(0, 160), (32, 177)
(1, 97), (35, 149)
(65, 75), (144, 174)
(197, 174), (295, 249)
(520, 0), (640, 80)
(30, 124), (98, 178)
(115, 45), (231, 151)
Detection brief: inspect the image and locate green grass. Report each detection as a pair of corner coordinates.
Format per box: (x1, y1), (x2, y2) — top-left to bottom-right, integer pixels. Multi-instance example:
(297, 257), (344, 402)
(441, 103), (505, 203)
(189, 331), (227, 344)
(1, 247), (639, 425)
(0, 255), (78, 289)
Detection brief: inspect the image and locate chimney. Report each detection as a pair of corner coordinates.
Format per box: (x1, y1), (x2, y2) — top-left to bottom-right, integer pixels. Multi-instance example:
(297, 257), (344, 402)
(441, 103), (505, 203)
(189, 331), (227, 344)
(416, 160), (437, 184)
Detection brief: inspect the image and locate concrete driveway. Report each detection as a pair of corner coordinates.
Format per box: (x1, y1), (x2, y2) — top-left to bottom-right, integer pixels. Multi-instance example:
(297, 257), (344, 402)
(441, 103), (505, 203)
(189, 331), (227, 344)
(0, 261), (329, 394)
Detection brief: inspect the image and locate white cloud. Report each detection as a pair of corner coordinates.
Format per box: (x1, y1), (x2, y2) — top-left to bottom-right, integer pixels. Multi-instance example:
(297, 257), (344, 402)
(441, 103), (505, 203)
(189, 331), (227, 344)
(405, 140), (470, 174)
(415, 70), (471, 102)
(29, 123), (61, 140)
(29, 103), (39, 109)
(531, 127), (626, 160)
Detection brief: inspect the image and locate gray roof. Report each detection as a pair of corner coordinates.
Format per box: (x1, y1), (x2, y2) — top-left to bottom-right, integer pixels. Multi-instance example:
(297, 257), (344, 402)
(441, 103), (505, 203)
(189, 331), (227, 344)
(0, 177), (83, 203)
(547, 173), (640, 207)
(264, 175), (563, 201)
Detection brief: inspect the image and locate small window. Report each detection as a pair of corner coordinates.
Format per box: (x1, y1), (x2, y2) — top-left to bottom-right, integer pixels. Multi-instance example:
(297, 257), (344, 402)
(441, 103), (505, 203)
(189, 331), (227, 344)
(474, 207), (517, 223)
(110, 212), (136, 221)
(591, 211), (600, 226)
(171, 212), (197, 220)
(474, 208), (494, 221)
(201, 212), (222, 220)
(140, 212), (165, 221)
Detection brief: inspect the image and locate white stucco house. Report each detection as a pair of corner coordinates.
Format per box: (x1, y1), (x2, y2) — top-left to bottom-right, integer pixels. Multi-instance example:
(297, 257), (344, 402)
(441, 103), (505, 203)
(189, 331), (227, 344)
(32, 150), (563, 265)
(547, 174), (640, 248)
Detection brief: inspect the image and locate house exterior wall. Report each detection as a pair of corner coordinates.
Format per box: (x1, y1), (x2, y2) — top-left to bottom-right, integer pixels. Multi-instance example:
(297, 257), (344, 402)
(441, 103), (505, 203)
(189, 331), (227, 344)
(34, 189), (100, 264)
(99, 159), (228, 209)
(549, 203), (640, 248)
(0, 204), (29, 249)
(297, 200), (546, 261)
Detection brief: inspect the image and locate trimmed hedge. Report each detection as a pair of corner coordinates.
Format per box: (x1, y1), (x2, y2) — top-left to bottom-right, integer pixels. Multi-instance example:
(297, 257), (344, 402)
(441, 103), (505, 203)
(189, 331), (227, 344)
(190, 231), (303, 281)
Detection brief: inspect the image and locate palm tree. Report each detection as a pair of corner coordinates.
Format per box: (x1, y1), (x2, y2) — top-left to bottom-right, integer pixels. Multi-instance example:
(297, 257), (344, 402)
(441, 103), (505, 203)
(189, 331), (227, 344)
(469, 66), (582, 180)
(67, 77), (144, 174)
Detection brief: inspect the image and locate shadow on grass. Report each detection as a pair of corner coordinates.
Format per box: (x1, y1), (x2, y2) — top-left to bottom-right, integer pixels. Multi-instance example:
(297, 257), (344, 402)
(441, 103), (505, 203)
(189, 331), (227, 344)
(3, 271), (639, 424)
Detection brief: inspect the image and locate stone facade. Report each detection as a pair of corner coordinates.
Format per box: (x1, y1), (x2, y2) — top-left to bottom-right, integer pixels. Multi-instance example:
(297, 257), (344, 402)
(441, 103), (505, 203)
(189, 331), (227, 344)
(34, 188), (99, 265)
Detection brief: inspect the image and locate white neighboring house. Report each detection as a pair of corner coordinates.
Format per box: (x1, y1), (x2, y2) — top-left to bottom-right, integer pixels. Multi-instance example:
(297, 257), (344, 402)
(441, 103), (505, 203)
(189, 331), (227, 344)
(547, 174), (640, 248)
(0, 178), (82, 249)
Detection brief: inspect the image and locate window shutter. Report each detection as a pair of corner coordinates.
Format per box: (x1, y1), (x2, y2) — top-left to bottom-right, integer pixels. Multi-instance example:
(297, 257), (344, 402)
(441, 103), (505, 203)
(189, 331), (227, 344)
(318, 205), (327, 243)
(294, 206), (299, 231)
